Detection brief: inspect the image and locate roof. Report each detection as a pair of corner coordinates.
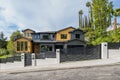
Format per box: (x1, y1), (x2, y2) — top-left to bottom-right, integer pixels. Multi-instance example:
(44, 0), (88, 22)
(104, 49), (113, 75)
(69, 29), (84, 33)
(33, 40), (57, 43)
(32, 31), (56, 34)
(14, 37), (32, 41)
(66, 39), (86, 43)
(56, 26), (76, 33)
(22, 29), (35, 33)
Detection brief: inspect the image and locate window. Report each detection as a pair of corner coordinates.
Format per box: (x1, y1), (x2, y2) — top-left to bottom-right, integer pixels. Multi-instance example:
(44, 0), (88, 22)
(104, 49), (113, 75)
(43, 35), (49, 40)
(25, 42), (28, 51)
(17, 41), (20, 51)
(17, 41), (28, 51)
(34, 34), (40, 39)
(41, 45), (52, 52)
(21, 41), (24, 51)
(24, 33), (26, 37)
(27, 33), (31, 37)
(34, 35), (37, 39)
(61, 34), (67, 39)
(75, 34), (80, 39)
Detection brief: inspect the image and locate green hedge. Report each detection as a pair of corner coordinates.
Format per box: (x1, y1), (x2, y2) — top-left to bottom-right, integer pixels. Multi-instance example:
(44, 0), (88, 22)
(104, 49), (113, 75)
(0, 48), (9, 56)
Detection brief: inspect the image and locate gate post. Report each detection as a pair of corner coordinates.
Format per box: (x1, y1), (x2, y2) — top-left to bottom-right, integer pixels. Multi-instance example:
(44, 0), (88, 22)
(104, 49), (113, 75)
(101, 42), (108, 59)
(21, 53), (25, 67)
(56, 49), (60, 64)
(32, 53), (36, 66)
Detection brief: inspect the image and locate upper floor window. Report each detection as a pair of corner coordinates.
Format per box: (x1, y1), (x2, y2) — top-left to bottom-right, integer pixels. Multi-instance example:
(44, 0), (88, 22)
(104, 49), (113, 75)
(61, 34), (67, 39)
(75, 34), (80, 39)
(43, 35), (49, 40)
(24, 33), (26, 37)
(34, 35), (39, 39)
(27, 33), (31, 37)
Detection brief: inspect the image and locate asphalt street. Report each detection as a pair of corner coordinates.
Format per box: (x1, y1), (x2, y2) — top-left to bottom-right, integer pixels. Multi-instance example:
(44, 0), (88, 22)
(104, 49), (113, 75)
(1, 63), (120, 80)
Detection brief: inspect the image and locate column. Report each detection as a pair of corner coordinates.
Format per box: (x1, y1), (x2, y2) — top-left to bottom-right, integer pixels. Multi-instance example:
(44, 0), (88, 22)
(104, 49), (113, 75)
(56, 49), (60, 64)
(21, 53), (25, 67)
(101, 42), (108, 59)
(32, 53), (36, 66)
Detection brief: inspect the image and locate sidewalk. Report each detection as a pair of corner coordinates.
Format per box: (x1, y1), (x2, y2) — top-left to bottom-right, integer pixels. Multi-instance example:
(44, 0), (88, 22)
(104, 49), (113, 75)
(1, 58), (120, 74)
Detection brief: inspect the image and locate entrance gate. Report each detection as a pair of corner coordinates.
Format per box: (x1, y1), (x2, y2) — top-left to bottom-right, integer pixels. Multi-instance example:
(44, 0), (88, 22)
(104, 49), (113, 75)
(25, 53), (32, 66)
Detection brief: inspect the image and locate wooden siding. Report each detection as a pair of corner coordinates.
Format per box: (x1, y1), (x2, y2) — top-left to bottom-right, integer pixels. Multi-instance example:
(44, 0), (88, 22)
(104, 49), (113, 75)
(34, 44), (39, 53)
(56, 28), (75, 41)
(14, 38), (32, 53)
(24, 30), (34, 38)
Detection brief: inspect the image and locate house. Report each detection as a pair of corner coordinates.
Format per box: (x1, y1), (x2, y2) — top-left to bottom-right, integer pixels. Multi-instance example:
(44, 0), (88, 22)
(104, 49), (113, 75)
(14, 26), (86, 53)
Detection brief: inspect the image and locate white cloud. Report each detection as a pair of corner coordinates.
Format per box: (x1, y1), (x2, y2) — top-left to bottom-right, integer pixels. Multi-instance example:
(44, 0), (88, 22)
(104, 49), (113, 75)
(0, 0), (92, 39)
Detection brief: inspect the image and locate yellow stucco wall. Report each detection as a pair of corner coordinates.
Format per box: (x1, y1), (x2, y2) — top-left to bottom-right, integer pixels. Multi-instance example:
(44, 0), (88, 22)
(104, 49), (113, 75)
(14, 38), (32, 53)
(56, 27), (75, 41)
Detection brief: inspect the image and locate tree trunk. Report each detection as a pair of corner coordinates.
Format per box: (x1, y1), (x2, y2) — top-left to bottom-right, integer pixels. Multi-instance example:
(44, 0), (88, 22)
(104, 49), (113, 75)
(114, 17), (117, 30)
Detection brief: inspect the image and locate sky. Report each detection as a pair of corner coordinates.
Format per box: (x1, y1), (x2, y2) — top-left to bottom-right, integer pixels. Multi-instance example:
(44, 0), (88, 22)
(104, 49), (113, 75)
(0, 0), (120, 39)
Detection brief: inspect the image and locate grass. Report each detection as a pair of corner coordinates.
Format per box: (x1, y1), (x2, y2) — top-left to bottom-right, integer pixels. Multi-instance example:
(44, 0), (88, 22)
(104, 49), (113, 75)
(0, 55), (13, 59)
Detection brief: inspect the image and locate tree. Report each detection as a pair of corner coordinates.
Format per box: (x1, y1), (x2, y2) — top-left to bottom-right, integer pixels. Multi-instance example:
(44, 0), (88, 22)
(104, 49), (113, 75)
(112, 8), (120, 30)
(92, 0), (112, 31)
(79, 10), (83, 29)
(86, 1), (92, 28)
(7, 40), (15, 55)
(107, 2), (113, 26)
(0, 32), (7, 48)
(10, 30), (23, 41)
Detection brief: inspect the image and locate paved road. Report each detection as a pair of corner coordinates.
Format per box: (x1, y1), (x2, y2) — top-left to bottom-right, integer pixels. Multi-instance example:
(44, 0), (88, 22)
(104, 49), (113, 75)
(1, 63), (120, 80)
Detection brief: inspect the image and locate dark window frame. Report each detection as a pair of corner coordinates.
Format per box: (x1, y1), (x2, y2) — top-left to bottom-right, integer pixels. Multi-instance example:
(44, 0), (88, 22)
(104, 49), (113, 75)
(42, 35), (49, 40)
(75, 34), (80, 39)
(61, 34), (67, 39)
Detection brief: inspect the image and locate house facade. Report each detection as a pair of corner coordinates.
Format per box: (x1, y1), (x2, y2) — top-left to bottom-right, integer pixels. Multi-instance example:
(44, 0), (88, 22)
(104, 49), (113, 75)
(14, 27), (86, 53)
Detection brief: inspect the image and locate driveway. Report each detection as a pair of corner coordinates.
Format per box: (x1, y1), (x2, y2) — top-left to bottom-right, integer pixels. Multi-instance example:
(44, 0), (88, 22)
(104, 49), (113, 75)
(1, 63), (120, 80)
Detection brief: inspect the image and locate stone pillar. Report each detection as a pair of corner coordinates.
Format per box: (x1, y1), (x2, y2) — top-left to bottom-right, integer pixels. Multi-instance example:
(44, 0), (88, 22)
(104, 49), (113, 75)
(21, 53), (25, 67)
(56, 49), (60, 64)
(101, 42), (108, 59)
(32, 53), (36, 66)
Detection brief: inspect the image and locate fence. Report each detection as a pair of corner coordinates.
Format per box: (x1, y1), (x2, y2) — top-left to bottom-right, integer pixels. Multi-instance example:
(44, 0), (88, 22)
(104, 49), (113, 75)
(0, 42), (120, 70)
(108, 42), (120, 58)
(0, 54), (21, 63)
(60, 45), (101, 62)
(33, 51), (59, 66)
(0, 54), (24, 70)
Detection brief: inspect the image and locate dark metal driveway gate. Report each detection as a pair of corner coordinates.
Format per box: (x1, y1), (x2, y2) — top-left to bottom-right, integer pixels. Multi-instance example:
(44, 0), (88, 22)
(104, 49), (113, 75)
(25, 53), (32, 66)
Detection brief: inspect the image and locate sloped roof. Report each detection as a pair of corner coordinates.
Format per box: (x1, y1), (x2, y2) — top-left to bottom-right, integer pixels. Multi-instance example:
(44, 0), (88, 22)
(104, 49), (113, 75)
(22, 29), (35, 33)
(56, 26), (76, 33)
(14, 37), (32, 41)
(69, 29), (84, 33)
(32, 31), (56, 34)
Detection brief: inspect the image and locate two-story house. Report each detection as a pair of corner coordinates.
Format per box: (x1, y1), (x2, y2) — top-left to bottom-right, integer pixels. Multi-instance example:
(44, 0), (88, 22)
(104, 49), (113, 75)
(14, 27), (86, 53)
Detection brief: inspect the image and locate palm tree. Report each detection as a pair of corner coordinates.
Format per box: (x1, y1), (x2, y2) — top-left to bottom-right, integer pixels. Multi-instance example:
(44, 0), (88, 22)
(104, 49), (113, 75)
(113, 8), (120, 30)
(86, 2), (92, 27)
(107, 2), (113, 26)
(79, 10), (83, 29)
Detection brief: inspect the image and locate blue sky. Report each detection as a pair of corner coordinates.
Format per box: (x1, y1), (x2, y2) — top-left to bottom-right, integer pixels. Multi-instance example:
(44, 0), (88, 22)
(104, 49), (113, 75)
(0, 0), (120, 39)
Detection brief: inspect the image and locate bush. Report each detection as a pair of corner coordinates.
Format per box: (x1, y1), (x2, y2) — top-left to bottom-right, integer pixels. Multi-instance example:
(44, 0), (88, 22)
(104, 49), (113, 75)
(0, 48), (9, 56)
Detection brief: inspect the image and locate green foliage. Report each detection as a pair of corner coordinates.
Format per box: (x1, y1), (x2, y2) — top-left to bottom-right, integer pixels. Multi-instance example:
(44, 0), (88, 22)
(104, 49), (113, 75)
(0, 32), (7, 48)
(7, 40), (15, 55)
(84, 27), (120, 45)
(0, 48), (9, 56)
(82, 0), (120, 45)
(10, 30), (23, 41)
(92, 0), (113, 30)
